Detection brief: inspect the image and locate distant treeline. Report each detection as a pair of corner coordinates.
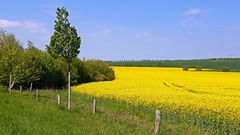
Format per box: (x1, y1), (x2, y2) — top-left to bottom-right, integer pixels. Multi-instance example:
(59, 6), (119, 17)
(0, 29), (115, 89)
(106, 58), (240, 71)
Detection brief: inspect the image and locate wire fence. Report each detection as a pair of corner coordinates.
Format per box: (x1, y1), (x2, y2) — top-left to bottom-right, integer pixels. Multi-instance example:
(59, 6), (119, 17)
(1, 86), (240, 134)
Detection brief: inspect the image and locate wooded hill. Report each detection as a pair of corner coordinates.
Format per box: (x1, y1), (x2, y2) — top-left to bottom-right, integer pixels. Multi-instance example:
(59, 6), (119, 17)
(106, 58), (240, 71)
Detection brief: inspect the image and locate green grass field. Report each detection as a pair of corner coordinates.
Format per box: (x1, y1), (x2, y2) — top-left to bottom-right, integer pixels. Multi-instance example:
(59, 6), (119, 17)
(0, 87), (213, 135)
(106, 58), (240, 71)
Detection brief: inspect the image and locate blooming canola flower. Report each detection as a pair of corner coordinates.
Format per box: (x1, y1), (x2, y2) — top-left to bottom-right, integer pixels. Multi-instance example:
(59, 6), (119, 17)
(73, 67), (240, 123)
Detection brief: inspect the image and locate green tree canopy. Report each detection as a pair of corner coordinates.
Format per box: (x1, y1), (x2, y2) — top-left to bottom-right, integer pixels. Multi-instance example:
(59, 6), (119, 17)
(47, 7), (81, 62)
(0, 29), (23, 92)
(15, 41), (43, 85)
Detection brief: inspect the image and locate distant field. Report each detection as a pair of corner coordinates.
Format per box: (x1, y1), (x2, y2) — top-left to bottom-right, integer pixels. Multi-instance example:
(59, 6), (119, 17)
(74, 67), (240, 134)
(106, 58), (240, 71)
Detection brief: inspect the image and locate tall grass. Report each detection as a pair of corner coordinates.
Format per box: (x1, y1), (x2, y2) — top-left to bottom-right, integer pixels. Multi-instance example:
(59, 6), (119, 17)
(0, 88), (212, 135)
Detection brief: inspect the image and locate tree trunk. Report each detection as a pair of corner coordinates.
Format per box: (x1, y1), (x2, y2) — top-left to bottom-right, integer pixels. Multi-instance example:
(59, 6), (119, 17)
(30, 82), (33, 91)
(67, 62), (71, 110)
(8, 72), (12, 94)
(20, 86), (22, 94)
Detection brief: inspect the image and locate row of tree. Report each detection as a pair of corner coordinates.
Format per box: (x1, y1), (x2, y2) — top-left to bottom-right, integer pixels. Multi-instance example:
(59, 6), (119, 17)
(1, 7), (115, 110)
(0, 29), (115, 90)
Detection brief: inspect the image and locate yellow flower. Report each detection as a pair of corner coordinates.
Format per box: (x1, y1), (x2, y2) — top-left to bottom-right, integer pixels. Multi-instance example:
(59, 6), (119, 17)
(73, 67), (240, 124)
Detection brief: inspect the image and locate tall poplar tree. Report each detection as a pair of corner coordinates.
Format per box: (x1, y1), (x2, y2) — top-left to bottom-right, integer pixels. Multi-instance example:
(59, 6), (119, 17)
(47, 7), (81, 110)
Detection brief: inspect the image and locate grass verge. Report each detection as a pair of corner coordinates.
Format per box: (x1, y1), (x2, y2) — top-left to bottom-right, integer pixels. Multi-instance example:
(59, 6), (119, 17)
(0, 88), (212, 135)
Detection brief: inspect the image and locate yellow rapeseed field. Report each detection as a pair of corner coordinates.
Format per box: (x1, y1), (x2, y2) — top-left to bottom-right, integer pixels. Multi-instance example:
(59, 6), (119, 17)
(73, 67), (240, 123)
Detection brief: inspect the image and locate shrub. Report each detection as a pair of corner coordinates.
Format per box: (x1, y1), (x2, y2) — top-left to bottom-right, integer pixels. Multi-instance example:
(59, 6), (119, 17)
(195, 66), (202, 71)
(84, 60), (115, 82)
(183, 66), (190, 71)
(71, 58), (89, 84)
(222, 66), (230, 72)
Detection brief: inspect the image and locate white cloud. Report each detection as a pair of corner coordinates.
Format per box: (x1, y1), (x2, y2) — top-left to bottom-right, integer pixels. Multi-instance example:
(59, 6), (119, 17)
(0, 19), (20, 27)
(225, 24), (240, 30)
(101, 28), (112, 34)
(87, 28), (113, 41)
(0, 19), (47, 33)
(184, 8), (207, 16)
(180, 18), (201, 27)
(181, 8), (208, 28)
(134, 32), (152, 39)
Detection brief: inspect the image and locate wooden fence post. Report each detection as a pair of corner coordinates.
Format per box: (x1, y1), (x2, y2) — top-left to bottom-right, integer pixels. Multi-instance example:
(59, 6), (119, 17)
(20, 86), (22, 94)
(154, 110), (161, 134)
(36, 89), (39, 100)
(92, 99), (96, 114)
(57, 94), (61, 106)
(30, 82), (33, 91)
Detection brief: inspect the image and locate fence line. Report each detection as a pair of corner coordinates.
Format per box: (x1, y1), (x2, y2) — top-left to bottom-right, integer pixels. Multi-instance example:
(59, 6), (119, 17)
(5, 88), (238, 134)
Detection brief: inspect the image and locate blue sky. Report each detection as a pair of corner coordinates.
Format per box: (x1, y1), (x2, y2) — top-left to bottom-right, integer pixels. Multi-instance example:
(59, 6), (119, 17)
(0, 0), (240, 60)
